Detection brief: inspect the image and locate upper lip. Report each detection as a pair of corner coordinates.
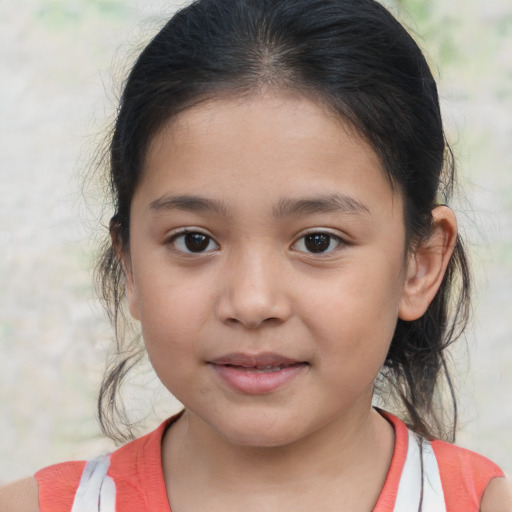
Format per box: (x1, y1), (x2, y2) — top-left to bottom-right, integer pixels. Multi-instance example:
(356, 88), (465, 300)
(208, 352), (306, 368)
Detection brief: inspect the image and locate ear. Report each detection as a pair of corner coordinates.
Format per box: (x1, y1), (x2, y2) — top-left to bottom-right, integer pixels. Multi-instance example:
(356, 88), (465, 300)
(398, 206), (457, 321)
(109, 219), (140, 321)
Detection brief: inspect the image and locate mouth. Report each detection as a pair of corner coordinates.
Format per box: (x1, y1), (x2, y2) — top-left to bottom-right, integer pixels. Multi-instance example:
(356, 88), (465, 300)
(209, 352), (306, 368)
(208, 353), (309, 394)
(220, 362), (304, 373)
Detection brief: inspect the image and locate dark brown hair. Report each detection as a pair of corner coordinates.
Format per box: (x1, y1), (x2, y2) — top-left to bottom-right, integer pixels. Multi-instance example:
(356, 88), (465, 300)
(96, 0), (470, 443)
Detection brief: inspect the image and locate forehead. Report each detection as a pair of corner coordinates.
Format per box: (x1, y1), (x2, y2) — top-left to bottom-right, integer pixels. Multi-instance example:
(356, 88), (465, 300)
(139, 90), (400, 216)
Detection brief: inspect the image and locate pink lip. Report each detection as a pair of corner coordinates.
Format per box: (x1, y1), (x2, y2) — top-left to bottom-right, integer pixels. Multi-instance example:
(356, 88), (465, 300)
(208, 352), (309, 395)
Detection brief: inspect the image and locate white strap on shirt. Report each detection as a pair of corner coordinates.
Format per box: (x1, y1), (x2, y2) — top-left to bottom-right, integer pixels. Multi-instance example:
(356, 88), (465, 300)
(70, 455), (116, 512)
(394, 430), (446, 512)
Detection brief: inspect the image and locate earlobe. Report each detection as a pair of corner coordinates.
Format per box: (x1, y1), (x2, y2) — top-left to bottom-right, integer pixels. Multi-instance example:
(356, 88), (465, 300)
(398, 206), (457, 321)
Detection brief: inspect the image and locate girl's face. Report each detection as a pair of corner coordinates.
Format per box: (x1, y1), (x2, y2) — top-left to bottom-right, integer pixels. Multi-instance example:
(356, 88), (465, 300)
(126, 91), (410, 447)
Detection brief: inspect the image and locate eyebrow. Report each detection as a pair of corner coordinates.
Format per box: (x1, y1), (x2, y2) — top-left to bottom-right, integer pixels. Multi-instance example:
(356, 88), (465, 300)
(149, 193), (370, 217)
(150, 195), (229, 215)
(273, 193), (370, 217)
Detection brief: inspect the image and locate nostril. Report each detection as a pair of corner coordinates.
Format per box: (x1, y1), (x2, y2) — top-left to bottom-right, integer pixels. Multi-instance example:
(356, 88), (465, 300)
(224, 315), (283, 330)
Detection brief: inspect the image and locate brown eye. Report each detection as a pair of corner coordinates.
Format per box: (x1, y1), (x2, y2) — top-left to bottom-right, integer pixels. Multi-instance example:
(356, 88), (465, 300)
(184, 233), (210, 252)
(293, 232), (343, 254)
(170, 231), (219, 253)
(305, 234), (331, 252)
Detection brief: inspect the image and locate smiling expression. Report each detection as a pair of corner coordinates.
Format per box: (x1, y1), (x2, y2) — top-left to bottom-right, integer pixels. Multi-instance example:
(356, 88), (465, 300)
(125, 90), (411, 447)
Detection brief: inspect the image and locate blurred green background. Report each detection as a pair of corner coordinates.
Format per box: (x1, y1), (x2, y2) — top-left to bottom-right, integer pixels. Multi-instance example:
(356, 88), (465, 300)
(1, 0), (511, 482)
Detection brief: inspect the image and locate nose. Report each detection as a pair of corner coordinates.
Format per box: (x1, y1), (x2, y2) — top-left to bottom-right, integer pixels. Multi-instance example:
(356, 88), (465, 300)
(215, 249), (292, 329)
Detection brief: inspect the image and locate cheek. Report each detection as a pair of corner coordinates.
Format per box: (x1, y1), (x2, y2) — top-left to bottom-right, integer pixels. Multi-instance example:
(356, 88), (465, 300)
(305, 261), (403, 326)
(303, 263), (403, 370)
(135, 281), (208, 395)
(133, 268), (213, 353)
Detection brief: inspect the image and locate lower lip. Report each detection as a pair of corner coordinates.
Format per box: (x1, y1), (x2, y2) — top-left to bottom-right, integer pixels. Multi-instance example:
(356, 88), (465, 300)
(210, 363), (308, 394)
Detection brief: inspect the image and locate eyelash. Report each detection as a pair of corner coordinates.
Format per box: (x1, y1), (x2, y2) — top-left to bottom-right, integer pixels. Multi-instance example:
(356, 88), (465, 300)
(291, 231), (345, 255)
(165, 229), (346, 255)
(166, 229), (219, 254)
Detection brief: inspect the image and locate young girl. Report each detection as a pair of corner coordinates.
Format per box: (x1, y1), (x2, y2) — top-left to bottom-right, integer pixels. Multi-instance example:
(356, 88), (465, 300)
(1, 0), (510, 510)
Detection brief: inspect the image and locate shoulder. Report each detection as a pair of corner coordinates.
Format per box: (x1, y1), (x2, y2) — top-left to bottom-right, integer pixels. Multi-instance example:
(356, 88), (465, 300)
(431, 438), (504, 473)
(431, 439), (504, 481)
(480, 475), (512, 512)
(35, 460), (86, 512)
(431, 439), (506, 511)
(0, 477), (40, 512)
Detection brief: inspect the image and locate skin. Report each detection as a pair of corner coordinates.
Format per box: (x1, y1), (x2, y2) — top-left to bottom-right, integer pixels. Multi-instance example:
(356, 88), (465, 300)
(122, 90), (453, 511)
(2, 90), (510, 511)
(128, 91), (409, 453)
(0, 478), (39, 512)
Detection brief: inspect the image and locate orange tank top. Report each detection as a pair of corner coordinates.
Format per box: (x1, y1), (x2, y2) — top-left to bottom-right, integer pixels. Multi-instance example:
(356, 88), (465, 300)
(35, 411), (504, 512)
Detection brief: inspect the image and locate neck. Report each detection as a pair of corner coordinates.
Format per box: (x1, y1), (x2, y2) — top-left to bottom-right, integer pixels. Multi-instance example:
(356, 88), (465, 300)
(162, 405), (394, 510)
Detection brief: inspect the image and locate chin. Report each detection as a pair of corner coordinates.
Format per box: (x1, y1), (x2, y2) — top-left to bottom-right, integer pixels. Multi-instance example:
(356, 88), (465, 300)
(208, 411), (309, 449)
